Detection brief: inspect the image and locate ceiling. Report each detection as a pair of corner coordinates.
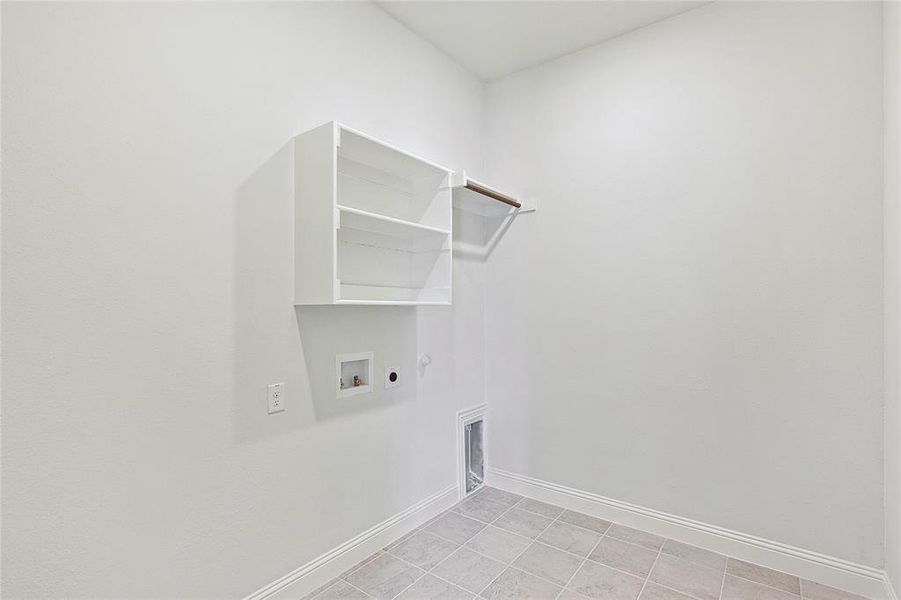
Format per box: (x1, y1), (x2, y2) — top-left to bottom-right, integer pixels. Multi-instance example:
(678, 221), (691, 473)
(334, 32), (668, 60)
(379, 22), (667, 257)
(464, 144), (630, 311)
(377, 1), (706, 81)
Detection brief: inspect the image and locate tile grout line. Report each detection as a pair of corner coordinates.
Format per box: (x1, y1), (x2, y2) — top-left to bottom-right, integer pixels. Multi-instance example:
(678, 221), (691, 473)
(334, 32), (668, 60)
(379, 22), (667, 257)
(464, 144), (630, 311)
(459, 493), (725, 584)
(386, 534), (478, 600)
(641, 561), (721, 600)
(344, 521), (477, 600)
(473, 498), (564, 598)
(422, 527), (529, 569)
(338, 490), (817, 600)
(473, 497), (559, 596)
(343, 579), (378, 599)
(540, 525), (667, 583)
(385, 550), (481, 600)
(553, 521), (610, 599)
(502, 507), (626, 594)
(341, 550), (386, 580)
(380, 500), (633, 599)
(384, 493), (524, 600)
(716, 556), (729, 600)
(724, 560), (803, 599)
(424, 498), (684, 594)
(657, 581), (723, 600)
(727, 573), (802, 598)
(314, 576), (377, 600)
(387, 493), (539, 598)
(636, 543), (665, 600)
(497, 493), (809, 600)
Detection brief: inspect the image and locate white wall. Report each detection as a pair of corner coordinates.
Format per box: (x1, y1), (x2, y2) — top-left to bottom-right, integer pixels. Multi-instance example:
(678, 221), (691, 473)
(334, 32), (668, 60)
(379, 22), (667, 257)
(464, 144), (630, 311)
(0, 3), (486, 598)
(484, 1), (884, 566)
(885, 0), (901, 589)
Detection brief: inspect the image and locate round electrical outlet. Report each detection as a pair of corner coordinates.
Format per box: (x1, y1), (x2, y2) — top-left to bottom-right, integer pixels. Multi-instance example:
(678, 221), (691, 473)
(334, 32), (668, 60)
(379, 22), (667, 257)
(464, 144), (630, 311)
(385, 366), (400, 389)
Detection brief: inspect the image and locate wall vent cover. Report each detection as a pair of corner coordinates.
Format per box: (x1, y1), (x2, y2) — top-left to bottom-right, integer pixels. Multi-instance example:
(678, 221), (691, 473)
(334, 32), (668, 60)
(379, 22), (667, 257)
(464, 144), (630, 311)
(465, 420), (484, 494)
(457, 404), (487, 498)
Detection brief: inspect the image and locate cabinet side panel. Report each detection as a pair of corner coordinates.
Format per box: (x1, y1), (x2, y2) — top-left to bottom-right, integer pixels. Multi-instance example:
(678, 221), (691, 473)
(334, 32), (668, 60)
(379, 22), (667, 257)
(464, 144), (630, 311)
(294, 123), (337, 304)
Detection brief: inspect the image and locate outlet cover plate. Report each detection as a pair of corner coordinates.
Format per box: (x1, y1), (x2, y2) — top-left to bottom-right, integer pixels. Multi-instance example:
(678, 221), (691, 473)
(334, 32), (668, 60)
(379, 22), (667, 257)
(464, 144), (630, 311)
(268, 382), (285, 414)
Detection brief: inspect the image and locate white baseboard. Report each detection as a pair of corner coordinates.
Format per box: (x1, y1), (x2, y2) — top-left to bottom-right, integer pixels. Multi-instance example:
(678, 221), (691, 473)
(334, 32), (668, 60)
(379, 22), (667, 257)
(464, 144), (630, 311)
(245, 484), (458, 600)
(885, 574), (898, 600)
(486, 467), (888, 600)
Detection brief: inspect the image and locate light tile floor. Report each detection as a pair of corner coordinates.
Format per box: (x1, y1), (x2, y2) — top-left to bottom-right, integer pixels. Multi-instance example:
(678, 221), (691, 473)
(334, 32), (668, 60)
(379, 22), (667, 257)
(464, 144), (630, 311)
(301, 487), (870, 600)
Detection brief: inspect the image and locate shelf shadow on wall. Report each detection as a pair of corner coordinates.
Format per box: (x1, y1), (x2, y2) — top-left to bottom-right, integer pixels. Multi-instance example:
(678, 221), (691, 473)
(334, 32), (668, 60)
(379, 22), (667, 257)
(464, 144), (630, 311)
(452, 209), (519, 262)
(233, 141), (420, 443)
(234, 141), (309, 443)
(295, 305), (419, 422)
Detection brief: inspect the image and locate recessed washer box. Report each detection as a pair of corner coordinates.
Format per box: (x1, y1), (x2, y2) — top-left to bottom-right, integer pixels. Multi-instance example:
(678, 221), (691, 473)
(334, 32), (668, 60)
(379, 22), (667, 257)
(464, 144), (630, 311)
(336, 352), (373, 398)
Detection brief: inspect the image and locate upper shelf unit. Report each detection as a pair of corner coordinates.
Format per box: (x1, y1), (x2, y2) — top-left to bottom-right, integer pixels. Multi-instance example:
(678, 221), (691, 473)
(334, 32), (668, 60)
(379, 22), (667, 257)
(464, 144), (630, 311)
(294, 122), (454, 306)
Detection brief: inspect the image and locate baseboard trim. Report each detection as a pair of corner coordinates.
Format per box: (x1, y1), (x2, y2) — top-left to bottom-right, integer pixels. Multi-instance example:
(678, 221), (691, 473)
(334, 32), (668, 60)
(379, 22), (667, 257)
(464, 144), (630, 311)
(884, 573), (898, 600)
(244, 484), (458, 600)
(486, 467), (887, 600)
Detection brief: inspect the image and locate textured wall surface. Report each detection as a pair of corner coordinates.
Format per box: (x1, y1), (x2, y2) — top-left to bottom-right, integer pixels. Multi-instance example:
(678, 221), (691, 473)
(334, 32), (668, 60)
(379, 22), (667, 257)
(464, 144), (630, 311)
(484, 1), (884, 566)
(1, 3), (486, 597)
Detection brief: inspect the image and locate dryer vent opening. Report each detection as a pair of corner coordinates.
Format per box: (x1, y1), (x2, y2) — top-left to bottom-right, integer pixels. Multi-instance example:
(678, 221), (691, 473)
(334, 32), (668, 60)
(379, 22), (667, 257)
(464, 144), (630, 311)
(464, 419), (484, 495)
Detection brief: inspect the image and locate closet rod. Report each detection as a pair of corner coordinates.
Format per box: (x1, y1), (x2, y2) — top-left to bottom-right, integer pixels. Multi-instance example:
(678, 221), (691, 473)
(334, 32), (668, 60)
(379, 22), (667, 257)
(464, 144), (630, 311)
(464, 181), (522, 209)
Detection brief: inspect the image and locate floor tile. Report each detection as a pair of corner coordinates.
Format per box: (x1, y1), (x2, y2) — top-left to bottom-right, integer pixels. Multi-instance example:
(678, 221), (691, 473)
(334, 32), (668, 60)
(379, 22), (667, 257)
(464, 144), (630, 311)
(660, 540), (726, 572)
(560, 589), (592, 600)
(395, 574), (474, 600)
(649, 554), (723, 600)
(316, 492), (853, 600)
(568, 560), (645, 600)
(342, 552), (384, 578)
(722, 575), (801, 600)
(387, 530), (459, 570)
(479, 567), (562, 600)
(606, 525), (664, 552)
(539, 520), (602, 557)
(302, 578), (342, 600)
(558, 510), (612, 534)
(639, 583), (697, 600)
(474, 487), (523, 509)
(493, 507), (554, 538)
(516, 498), (565, 519)
(343, 553), (424, 600)
(384, 530), (419, 554)
(800, 581), (866, 600)
(513, 541), (583, 586)
(433, 547), (506, 594)
(727, 559), (800, 596)
(321, 493), (837, 600)
(312, 580), (372, 600)
(455, 495), (513, 524)
(465, 525), (532, 564)
(588, 536), (658, 578)
(424, 512), (487, 545)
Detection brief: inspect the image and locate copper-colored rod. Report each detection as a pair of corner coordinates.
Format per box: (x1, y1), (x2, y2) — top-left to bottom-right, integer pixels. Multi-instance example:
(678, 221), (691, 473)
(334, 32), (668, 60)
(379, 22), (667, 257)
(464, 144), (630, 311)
(465, 181), (522, 209)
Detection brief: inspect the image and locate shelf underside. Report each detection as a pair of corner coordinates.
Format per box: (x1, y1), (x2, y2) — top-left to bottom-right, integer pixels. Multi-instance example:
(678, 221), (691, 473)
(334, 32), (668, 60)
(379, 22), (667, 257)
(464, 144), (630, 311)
(337, 224), (451, 305)
(338, 126), (450, 182)
(453, 183), (520, 217)
(337, 158), (452, 232)
(339, 283), (450, 305)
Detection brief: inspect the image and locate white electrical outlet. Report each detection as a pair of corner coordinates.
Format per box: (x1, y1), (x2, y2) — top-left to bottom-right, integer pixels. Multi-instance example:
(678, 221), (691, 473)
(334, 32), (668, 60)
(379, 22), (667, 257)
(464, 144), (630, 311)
(268, 383), (285, 414)
(385, 366), (400, 389)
